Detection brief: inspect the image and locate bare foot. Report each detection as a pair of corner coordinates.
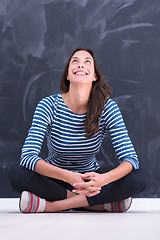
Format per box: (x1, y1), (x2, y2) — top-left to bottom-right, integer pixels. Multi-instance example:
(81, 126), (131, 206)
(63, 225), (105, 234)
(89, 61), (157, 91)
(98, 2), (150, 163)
(44, 201), (60, 212)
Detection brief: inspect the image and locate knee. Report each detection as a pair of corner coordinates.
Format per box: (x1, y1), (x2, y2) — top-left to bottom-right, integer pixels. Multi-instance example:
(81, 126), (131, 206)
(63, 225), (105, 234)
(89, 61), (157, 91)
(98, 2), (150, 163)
(138, 168), (150, 187)
(8, 164), (31, 193)
(8, 164), (21, 191)
(132, 168), (150, 192)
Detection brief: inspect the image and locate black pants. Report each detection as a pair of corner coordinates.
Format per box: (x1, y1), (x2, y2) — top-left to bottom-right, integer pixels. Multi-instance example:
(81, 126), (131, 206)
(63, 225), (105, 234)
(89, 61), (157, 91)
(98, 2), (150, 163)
(8, 165), (150, 207)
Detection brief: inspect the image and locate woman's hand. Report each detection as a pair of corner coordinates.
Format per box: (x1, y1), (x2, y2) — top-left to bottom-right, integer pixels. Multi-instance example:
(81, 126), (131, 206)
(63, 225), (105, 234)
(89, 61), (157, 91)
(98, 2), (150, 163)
(72, 172), (109, 196)
(67, 171), (102, 197)
(67, 171), (85, 187)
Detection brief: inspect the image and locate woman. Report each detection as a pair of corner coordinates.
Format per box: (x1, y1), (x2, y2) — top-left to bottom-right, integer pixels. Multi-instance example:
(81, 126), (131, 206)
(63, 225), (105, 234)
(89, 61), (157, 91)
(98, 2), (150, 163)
(9, 48), (149, 213)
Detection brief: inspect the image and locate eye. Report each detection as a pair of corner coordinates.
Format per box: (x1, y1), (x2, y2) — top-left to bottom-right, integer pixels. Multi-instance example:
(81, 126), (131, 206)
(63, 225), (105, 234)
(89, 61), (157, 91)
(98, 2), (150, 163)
(85, 60), (91, 64)
(72, 59), (78, 63)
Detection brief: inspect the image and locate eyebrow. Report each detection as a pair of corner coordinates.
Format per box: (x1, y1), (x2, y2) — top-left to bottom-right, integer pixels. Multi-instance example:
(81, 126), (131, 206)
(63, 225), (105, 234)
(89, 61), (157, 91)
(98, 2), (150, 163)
(71, 56), (92, 60)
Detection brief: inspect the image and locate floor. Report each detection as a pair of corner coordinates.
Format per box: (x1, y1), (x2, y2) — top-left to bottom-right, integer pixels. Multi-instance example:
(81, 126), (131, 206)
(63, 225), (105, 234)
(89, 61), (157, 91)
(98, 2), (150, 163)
(0, 198), (160, 240)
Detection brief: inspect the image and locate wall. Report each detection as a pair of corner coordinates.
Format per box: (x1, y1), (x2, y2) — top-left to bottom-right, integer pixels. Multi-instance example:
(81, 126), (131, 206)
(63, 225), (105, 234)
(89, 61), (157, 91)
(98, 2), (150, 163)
(0, 0), (160, 197)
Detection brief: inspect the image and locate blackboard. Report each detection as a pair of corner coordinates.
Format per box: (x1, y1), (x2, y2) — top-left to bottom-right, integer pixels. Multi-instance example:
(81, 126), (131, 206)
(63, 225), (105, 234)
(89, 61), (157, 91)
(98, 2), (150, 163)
(0, 0), (160, 197)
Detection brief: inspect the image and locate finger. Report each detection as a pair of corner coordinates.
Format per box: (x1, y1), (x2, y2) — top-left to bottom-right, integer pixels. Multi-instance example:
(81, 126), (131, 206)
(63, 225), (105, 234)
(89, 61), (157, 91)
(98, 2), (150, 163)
(72, 187), (101, 194)
(82, 175), (97, 181)
(83, 172), (93, 177)
(72, 189), (89, 195)
(74, 181), (95, 189)
(87, 186), (101, 192)
(72, 189), (100, 197)
(82, 172), (96, 179)
(86, 191), (101, 197)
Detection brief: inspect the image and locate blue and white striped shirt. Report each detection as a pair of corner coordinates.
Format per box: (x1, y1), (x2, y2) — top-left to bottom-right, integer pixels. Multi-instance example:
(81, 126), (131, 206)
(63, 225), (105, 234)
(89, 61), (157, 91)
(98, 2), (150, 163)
(20, 94), (139, 172)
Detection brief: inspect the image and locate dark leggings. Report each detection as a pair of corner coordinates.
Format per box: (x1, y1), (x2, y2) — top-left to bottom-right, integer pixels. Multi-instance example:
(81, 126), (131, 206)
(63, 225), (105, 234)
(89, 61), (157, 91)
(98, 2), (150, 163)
(8, 164), (150, 207)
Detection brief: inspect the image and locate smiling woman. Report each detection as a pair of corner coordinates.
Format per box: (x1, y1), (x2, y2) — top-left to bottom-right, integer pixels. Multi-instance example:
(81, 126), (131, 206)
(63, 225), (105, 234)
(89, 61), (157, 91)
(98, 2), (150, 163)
(8, 47), (150, 214)
(68, 51), (96, 83)
(62, 50), (97, 116)
(60, 48), (112, 137)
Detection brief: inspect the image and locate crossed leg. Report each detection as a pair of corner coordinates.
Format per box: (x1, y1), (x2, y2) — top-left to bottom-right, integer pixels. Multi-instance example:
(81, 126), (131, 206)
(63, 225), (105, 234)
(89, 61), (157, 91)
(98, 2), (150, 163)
(44, 190), (104, 212)
(8, 165), (150, 213)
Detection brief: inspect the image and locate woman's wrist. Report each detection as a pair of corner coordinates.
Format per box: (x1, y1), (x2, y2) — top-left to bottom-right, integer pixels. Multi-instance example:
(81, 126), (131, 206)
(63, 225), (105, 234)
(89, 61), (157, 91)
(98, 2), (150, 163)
(35, 160), (72, 183)
(102, 172), (111, 186)
(60, 169), (72, 183)
(102, 162), (133, 186)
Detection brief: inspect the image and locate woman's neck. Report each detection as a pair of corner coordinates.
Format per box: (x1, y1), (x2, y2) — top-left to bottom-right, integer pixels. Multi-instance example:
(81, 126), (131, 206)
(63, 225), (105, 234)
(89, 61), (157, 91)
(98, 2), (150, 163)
(62, 84), (92, 114)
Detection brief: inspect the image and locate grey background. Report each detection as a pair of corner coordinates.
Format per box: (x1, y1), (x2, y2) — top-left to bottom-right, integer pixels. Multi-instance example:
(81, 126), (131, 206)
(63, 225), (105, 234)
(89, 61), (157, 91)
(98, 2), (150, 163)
(0, 0), (160, 197)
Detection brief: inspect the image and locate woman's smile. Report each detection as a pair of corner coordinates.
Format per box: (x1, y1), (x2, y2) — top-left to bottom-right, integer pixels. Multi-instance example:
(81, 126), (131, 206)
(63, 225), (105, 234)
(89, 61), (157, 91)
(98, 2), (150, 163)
(67, 50), (96, 83)
(73, 70), (89, 76)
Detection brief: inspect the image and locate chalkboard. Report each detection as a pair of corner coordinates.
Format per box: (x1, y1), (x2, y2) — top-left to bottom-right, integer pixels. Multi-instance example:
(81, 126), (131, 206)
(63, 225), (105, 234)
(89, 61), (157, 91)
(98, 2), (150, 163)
(0, 0), (160, 197)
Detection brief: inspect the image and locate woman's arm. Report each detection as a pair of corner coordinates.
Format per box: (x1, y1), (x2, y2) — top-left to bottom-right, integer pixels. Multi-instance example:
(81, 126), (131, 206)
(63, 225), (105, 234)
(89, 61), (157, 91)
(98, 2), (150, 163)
(35, 159), (71, 181)
(103, 161), (133, 185)
(104, 99), (139, 170)
(72, 161), (133, 194)
(20, 97), (53, 171)
(35, 160), (101, 196)
(35, 159), (85, 186)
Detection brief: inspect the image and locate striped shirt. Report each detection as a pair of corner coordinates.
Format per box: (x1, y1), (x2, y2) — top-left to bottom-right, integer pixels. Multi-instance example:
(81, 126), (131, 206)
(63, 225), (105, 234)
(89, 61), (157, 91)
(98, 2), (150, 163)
(20, 94), (139, 172)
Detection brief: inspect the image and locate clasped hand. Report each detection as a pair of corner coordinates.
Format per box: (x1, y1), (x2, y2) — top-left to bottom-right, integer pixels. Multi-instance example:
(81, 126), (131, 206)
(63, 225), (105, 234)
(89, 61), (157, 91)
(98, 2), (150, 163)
(71, 172), (107, 197)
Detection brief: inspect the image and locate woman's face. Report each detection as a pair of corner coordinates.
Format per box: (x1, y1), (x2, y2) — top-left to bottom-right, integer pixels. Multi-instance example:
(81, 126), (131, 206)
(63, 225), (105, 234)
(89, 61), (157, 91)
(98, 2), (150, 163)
(67, 50), (97, 85)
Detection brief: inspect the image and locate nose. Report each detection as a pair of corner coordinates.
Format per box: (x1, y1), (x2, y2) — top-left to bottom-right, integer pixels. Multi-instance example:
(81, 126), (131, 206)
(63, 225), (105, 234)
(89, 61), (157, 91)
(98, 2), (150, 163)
(78, 64), (84, 68)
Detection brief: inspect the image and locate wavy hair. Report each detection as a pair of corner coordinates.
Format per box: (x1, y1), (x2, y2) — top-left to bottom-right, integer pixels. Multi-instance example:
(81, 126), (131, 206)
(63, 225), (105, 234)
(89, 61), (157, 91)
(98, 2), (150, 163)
(60, 48), (112, 138)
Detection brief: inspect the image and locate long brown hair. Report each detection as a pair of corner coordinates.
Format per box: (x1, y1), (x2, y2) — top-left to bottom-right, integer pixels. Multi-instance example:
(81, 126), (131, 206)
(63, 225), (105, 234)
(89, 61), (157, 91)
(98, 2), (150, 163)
(60, 48), (112, 138)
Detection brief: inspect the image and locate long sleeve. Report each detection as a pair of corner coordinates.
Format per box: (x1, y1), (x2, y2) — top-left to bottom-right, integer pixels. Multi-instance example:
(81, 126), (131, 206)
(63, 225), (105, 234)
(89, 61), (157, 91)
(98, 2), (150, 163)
(20, 97), (54, 171)
(103, 98), (139, 170)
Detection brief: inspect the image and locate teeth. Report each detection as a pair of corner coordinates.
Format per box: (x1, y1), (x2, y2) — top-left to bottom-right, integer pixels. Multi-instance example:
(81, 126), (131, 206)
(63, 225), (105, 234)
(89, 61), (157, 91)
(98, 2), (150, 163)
(75, 72), (86, 75)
